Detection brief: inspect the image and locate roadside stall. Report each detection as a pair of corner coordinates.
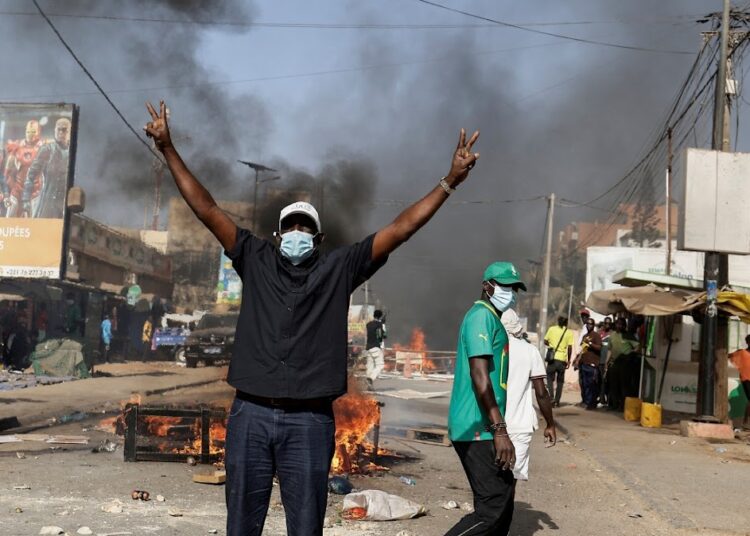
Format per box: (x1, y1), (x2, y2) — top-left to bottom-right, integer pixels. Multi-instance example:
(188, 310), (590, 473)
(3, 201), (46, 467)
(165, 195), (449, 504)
(586, 282), (750, 426)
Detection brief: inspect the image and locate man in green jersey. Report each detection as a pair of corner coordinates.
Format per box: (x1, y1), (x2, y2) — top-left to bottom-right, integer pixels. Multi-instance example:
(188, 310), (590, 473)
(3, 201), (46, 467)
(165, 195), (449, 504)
(446, 261), (526, 536)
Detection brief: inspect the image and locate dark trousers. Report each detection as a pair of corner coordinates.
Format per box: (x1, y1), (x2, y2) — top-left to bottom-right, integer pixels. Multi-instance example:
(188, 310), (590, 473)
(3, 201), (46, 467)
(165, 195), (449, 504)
(607, 359), (625, 410)
(225, 396), (335, 536)
(580, 363), (600, 408)
(445, 440), (516, 536)
(598, 364), (607, 404)
(546, 359), (566, 405)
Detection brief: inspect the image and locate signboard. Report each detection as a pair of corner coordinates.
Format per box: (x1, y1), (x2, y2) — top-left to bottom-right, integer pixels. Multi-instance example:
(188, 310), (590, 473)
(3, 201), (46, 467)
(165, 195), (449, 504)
(585, 246), (750, 298)
(678, 148), (750, 254)
(0, 103), (78, 278)
(216, 252), (241, 305)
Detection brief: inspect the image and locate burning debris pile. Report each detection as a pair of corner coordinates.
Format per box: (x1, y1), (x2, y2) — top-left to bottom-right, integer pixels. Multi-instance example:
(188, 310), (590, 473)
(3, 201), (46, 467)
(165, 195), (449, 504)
(332, 384), (385, 474)
(392, 327), (442, 373)
(101, 387), (387, 473)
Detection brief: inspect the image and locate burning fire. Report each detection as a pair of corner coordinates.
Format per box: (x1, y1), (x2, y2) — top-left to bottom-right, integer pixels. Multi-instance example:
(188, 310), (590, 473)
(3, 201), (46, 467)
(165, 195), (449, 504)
(100, 389), (385, 473)
(394, 327), (437, 373)
(331, 382), (383, 474)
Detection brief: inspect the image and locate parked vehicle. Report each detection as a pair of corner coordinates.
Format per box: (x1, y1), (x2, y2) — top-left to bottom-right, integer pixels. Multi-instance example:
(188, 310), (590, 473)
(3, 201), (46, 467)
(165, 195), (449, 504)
(153, 312), (203, 363)
(183, 312), (239, 368)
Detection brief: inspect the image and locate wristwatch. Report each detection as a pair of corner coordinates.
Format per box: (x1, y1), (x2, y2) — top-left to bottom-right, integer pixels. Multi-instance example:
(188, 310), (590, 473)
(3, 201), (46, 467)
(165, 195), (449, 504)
(439, 177), (455, 195)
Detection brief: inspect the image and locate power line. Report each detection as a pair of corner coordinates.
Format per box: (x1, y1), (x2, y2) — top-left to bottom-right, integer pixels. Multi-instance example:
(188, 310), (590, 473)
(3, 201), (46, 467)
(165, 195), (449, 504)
(413, 0), (695, 55)
(324, 194), (547, 207)
(30, 0), (163, 163)
(1, 41), (562, 101)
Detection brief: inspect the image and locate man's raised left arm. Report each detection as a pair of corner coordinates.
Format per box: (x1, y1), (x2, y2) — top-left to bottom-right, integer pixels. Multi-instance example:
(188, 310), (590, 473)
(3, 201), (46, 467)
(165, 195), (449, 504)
(371, 129), (479, 262)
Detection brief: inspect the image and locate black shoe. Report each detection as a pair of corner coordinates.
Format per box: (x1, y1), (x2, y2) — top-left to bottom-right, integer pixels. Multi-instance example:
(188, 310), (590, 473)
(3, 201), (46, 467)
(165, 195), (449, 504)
(366, 378), (373, 390)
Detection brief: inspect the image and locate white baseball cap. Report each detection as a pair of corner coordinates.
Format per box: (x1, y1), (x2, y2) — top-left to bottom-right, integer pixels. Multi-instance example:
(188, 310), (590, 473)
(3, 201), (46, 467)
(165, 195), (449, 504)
(500, 308), (524, 337)
(279, 201), (321, 233)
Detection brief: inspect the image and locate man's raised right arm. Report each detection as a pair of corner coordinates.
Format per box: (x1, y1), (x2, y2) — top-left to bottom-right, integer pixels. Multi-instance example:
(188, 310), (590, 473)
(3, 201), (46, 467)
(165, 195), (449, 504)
(145, 101), (236, 252)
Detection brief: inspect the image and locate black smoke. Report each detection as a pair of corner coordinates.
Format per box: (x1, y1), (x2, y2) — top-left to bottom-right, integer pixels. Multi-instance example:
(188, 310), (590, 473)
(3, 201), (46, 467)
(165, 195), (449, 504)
(0, 0), (722, 348)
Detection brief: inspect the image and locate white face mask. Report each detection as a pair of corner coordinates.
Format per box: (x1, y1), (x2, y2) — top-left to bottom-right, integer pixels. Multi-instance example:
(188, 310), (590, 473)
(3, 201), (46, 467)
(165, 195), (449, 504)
(489, 284), (516, 312)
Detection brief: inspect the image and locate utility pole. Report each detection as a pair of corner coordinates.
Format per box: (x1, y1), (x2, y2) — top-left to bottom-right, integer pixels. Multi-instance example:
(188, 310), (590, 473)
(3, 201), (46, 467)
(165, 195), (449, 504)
(150, 148), (164, 231)
(567, 284), (574, 322)
(364, 280), (369, 317)
(699, 0), (732, 422)
(538, 193), (555, 352)
(665, 127), (673, 275)
(238, 160), (279, 233)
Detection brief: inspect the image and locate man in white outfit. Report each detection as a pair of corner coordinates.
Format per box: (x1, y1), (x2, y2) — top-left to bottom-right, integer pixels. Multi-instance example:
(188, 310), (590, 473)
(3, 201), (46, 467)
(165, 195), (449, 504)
(501, 309), (557, 480)
(365, 309), (386, 389)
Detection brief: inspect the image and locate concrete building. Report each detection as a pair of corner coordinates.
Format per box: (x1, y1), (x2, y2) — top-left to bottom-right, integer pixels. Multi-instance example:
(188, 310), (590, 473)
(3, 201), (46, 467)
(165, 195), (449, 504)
(166, 197), (253, 312)
(67, 214), (173, 298)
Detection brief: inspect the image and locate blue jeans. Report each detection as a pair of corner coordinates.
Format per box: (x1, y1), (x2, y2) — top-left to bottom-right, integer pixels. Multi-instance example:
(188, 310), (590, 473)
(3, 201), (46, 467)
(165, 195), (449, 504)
(225, 395), (336, 536)
(580, 363), (600, 408)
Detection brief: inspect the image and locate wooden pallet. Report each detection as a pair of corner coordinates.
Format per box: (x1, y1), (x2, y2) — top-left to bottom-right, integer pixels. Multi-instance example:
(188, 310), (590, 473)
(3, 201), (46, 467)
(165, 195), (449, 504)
(405, 427), (451, 446)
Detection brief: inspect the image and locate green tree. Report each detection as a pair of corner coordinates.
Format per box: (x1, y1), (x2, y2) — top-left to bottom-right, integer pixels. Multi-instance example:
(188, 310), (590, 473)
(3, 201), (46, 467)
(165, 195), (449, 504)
(622, 181), (662, 247)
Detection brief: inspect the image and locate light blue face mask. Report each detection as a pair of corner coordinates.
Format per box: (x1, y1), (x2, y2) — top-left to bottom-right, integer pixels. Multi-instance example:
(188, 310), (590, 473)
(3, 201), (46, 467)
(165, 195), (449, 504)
(279, 230), (315, 265)
(489, 284), (516, 312)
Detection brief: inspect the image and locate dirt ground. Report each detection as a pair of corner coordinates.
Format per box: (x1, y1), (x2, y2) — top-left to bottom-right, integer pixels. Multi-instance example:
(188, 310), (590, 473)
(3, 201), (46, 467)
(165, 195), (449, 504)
(1, 363), (749, 535)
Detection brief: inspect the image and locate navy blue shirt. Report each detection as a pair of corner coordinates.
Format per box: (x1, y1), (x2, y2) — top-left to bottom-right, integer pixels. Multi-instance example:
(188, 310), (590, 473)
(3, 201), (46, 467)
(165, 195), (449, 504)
(226, 228), (387, 399)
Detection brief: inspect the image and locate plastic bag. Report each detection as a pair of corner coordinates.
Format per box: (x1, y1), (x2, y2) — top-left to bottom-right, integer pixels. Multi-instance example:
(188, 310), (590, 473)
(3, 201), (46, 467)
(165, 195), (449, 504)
(342, 490), (426, 521)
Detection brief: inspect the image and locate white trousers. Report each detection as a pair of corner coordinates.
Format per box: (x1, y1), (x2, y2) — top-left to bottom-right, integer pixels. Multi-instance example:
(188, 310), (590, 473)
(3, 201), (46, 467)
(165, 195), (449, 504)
(365, 347), (385, 382)
(509, 432), (533, 481)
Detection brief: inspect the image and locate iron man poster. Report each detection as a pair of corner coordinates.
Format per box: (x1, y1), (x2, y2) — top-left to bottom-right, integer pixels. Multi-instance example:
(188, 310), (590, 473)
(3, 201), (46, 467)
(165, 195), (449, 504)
(0, 103), (78, 279)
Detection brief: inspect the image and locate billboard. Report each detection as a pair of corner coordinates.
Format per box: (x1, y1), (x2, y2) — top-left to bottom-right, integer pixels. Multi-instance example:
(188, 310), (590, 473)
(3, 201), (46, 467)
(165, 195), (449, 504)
(0, 103), (78, 278)
(216, 252), (241, 305)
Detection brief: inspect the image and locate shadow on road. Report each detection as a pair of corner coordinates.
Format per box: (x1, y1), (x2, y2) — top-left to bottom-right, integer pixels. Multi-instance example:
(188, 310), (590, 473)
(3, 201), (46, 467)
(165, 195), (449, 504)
(513, 501), (559, 534)
(0, 397), (43, 404)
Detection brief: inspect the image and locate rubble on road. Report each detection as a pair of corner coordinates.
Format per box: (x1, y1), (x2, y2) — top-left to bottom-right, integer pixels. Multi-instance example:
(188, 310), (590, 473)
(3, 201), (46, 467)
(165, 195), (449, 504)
(39, 527), (65, 535)
(192, 469), (226, 485)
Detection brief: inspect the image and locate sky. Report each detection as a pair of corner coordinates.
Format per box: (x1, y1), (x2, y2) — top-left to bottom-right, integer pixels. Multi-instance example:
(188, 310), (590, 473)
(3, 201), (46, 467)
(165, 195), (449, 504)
(0, 0), (743, 348)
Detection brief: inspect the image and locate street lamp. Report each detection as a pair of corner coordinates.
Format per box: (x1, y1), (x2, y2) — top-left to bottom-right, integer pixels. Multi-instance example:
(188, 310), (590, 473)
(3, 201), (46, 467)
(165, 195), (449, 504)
(237, 160), (280, 232)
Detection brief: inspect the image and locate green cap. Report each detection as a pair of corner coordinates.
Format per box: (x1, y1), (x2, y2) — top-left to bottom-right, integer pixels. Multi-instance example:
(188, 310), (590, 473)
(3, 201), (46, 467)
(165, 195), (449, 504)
(483, 261), (527, 291)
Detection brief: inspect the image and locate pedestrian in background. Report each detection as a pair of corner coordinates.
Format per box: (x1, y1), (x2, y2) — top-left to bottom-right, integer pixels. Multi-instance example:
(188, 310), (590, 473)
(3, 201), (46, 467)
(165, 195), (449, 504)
(141, 317), (153, 361)
(729, 334), (750, 429)
(543, 316), (574, 407)
(598, 317), (612, 407)
(502, 308), (556, 482)
(365, 309), (386, 390)
(607, 317), (640, 411)
(576, 308), (591, 404)
(446, 262), (524, 536)
(101, 314), (112, 364)
(573, 317), (602, 410)
(35, 302), (48, 342)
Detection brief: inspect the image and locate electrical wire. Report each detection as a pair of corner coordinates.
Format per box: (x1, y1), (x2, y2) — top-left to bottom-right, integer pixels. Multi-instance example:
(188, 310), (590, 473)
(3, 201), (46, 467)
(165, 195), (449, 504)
(30, 0), (164, 163)
(413, 0), (695, 55)
(1, 41), (563, 101)
(553, 29), (744, 261)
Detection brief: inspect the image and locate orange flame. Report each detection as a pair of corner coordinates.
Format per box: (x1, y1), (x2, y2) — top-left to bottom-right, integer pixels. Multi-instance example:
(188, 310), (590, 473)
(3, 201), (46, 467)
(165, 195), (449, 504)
(394, 327), (435, 372)
(330, 382), (381, 474)
(99, 388), (386, 473)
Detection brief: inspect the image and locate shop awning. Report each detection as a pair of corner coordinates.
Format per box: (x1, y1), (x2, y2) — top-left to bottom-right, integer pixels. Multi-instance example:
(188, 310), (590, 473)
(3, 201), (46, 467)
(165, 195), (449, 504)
(586, 284), (699, 316)
(586, 284), (750, 323)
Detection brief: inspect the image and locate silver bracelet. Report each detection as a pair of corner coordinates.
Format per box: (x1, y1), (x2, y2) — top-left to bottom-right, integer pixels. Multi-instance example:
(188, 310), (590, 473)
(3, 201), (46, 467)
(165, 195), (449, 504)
(439, 177), (455, 195)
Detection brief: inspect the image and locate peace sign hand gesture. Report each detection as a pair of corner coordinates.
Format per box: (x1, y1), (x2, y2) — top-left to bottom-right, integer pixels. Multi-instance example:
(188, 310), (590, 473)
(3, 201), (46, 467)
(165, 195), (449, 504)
(446, 128), (480, 186)
(144, 101), (173, 152)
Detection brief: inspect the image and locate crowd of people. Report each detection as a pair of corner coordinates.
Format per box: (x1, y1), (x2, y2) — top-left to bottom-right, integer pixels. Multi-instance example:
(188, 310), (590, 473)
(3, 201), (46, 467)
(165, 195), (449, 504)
(543, 308), (643, 412)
